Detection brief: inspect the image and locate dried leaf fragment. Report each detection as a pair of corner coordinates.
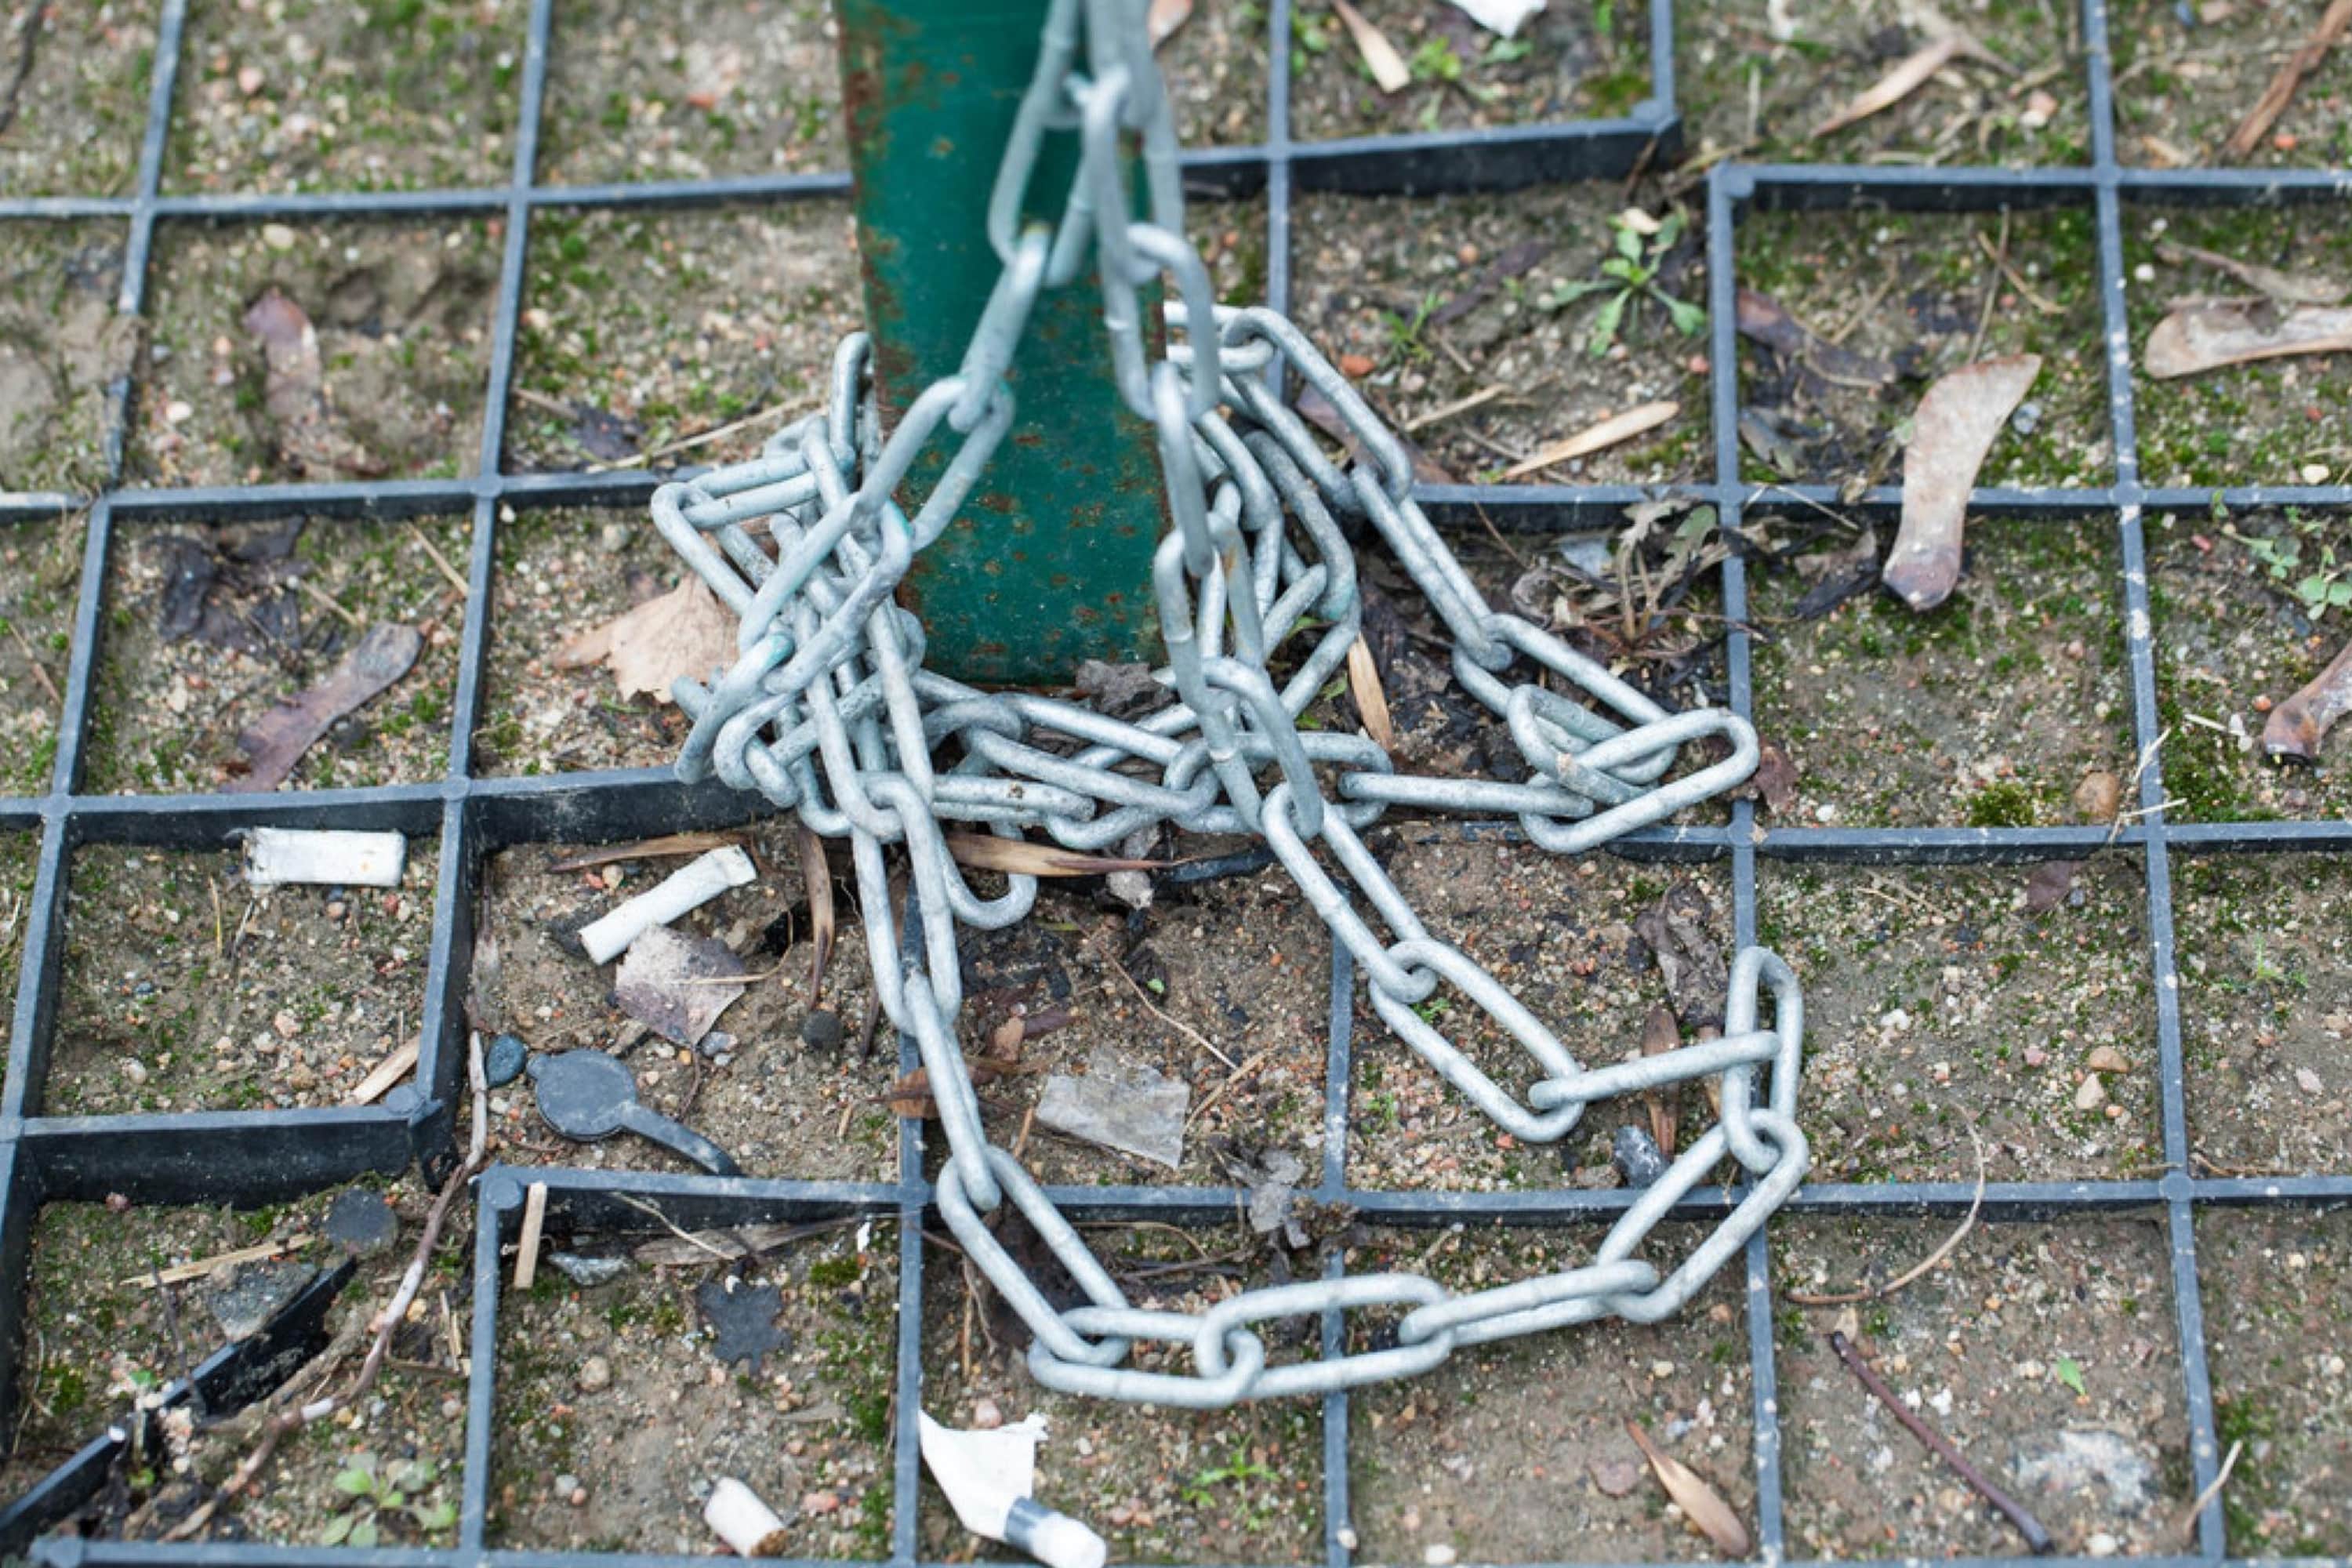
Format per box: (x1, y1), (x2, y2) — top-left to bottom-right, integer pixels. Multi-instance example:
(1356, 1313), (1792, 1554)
(1734, 289), (1896, 387)
(2144, 299), (2352, 379)
(1328, 0), (1411, 92)
(1346, 633), (1396, 750)
(554, 575), (738, 702)
(2263, 633), (2352, 763)
(943, 833), (1163, 879)
(2155, 239), (2347, 307)
(1883, 354), (2041, 612)
(799, 823), (836, 1001)
(1639, 1004), (1681, 1156)
(1810, 35), (1963, 140)
(1624, 1419), (1751, 1556)
(230, 622), (422, 792)
(1501, 401), (1679, 480)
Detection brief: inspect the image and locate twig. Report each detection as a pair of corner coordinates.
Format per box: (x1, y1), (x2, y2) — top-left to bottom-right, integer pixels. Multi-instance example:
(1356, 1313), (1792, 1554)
(1974, 228), (2064, 315)
(2223, 0), (2352, 159)
(1828, 1331), (2055, 1555)
(1787, 1123), (1984, 1305)
(1966, 210), (2012, 364)
(289, 574), (364, 631)
(4, 619), (60, 706)
(586, 397), (818, 474)
(1401, 384), (1507, 433)
(512, 1181), (549, 1290)
(2177, 1438), (2245, 1545)
(151, 1257), (205, 1418)
(1185, 1044), (1280, 1129)
(404, 522), (470, 598)
(122, 1236), (304, 1289)
(612, 1190), (739, 1262)
(1095, 931), (1236, 1069)
(0, 3), (40, 139)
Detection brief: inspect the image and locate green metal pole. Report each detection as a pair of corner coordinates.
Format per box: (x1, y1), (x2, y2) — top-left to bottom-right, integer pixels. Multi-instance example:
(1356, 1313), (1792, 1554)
(837, 0), (1166, 684)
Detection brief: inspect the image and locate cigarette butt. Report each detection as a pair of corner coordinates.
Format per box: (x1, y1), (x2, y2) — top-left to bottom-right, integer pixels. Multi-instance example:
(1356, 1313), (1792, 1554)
(578, 846), (757, 964)
(705, 1477), (789, 1556)
(245, 828), (408, 888)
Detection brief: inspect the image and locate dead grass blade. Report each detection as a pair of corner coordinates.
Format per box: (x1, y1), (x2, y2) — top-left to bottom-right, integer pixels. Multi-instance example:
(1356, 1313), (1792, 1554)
(1786, 1122), (1984, 1305)
(799, 822), (836, 1001)
(1328, 0), (1410, 92)
(1624, 1419), (1751, 1556)
(1882, 354), (2040, 612)
(2223, 0), (2352, 158)
(945, 833), (1163, 878)
(545, 832), (746, 873)
(1346, 634), (1396, 750)
(1809, 34), (1962, 140)
(1639, 1005), (1681, 1156)
(2177, 1438), (2245, 1545)
(2145, 299), (2352, 379)
(2156, 238), (2347, 307)
(1500, 401), (1679, 480)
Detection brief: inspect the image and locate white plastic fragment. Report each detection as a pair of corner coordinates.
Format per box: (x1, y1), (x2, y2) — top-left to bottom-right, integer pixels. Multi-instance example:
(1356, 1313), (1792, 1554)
(243, 827), (407, 888)
(918, 1411), (1106, 1568)
(578, 845), (757, 964)
(703, 1477), (789, 1557)
(1441, 0), (1545, 38)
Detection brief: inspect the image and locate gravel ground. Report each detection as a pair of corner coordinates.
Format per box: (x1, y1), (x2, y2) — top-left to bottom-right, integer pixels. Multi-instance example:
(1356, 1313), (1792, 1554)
(2122, 206), (2352, 490)
(2112, 0), (2352, 169)
(0, 2), (160, 198)
(1757, 855), (2157, 1186)
(492, 1218), (896, 1557)
(0, 223), (136, 498)
(1774, 1215), (2187, 1558)
(0, 514), (79, 795)
(0, 831), (32, 1063)
(1737, 207), (2111, 489)
(2172, 854), (2352, 1176)
(1349, 837), (1732, 1194)
(1680, 0), (2088, 167)
(165, 0), (524, 194)
(506, 205), (861, 474)
(1748, 516), (2133, 830)
(476, 506), (693, 778)
(88, 516), (468, 794)
(132, 220), (500, 488)
(2197, 1207), (2352, 1555)
(0, 1176), (470, 1550)
(1291, 187), (1710, 486)
(1350, 1223), (1752, 1564)
(50, 840), (437, 1114)
(2149, 508), (2352, 822)
(1158, 0), (1271, 147)
(1289, 0), (1646, 143)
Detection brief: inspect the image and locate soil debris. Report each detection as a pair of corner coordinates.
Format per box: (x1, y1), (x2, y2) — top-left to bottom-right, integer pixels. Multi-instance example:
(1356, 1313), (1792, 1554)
(243, 288), (384, 479)
(2145, 299), (2352, 379)
(2221, 0), (2352, 158)
(1734, 289), (1896, 388)
(1884, 354), (2042, 612)
(229, 622), (422, 792)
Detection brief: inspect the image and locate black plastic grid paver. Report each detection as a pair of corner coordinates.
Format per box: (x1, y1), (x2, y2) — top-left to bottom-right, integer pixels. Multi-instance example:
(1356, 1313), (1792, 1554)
(0, 0), (2348, 1563)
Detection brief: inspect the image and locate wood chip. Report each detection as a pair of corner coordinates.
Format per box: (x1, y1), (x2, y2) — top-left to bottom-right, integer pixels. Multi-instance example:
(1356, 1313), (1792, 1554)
(122, 1236), (305, 1288)
(1346, 633), (1396, 750)
(1809, 34), (1963, 140)
(2263, 632), (2352, 762)
(513, 1181), (549, 1290)
(2223, 0), (2352, 159)
(1500, 401), (1679, 480)
(800, 822), (836, 1001)
(2144, 299), (2352, 379)
(1625, 1419), (1751, 1556)
(347, 1037), (420, 1105)
(229, 622), (423, 792)
(1329, 0), (1411, 92)
(2156, 239), (2348, 307)
(1882, 355), (2040, 612)
(1639, 1005), (1681, 1157)
(554, 575), (738, 703)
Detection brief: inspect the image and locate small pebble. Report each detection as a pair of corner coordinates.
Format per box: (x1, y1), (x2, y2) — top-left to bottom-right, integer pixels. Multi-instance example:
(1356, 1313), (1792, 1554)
(2010, 400), (2042, 437)
(2296, 1066), (2325, 1095)
(800, 1010), (844, 1050)
(1612, 1125), (1668, 1188)
(550, 1251), (628, 1288)
(803, 1490), (841, 1516)
(2073, 769), (2123, 820)
(2086, 1532), (2119, 1558)
(485, 1033), (528, 1087)
(2301, 463), (2332, 485)
(261, 222), (297, 252)
(555, 1474), (579, 1495)
(1425, 1547), (1457, 1566)
(2074, 1074), (2107, 1110)
(164, 400), (194, 424)
(971, 1398), (1004, 1430)
(578, 1355), (612, 1393)
(121, 1058), (148, 1085)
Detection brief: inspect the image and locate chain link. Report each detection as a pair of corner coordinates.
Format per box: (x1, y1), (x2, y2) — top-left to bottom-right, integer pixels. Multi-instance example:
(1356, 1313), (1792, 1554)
(650, 0), (1810, 1406)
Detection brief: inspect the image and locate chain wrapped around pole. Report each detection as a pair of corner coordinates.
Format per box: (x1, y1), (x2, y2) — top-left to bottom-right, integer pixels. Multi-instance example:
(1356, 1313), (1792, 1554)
(648, 0), (1809, 1406)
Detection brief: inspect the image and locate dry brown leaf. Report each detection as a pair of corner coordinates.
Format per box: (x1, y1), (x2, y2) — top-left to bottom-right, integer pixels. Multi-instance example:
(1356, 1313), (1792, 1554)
(1809, 34), (1963, 140)
(1501, 401), (1679, 480)
(1346, 633), (1396, 750)
(1639, 1004), (1680, 1157)
(2265, 633), (2352, 762)
(1146, 0), (1193, 48)
(230, 622), (422, 792)
(799, 822), (837, 1002)
(1625, 1419), (1751, 1556)
(886, 1054), (1040, 1119)
(2144, 299), (2352, 379)
(2155, 239), (2347, 307)
(944, 832), (1163, 878)
(555, 575), (738, 702)
(1748, 738), (1800, 815)
(1882, 354), (2040, 612)
(1329, 0), (1411, 92)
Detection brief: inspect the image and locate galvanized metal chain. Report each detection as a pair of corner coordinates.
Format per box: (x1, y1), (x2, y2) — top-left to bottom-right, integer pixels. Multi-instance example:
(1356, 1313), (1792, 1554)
(647, 0), (1809, 1406)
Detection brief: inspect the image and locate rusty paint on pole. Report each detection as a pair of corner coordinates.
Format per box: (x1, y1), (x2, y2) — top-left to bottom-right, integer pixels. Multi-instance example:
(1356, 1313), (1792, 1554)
(837, 0), (1166, 684)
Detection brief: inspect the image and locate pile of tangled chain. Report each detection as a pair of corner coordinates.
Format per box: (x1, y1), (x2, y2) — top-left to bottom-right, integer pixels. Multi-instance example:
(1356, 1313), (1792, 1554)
(648, 0), (1809, 1406)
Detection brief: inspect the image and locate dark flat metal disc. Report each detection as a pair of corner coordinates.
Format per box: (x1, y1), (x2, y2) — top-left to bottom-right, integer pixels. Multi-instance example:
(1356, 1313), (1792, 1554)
(527, 1048), (636, 1142)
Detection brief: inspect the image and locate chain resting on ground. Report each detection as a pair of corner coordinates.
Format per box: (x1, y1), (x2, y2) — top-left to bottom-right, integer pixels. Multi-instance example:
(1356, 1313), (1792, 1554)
(648, 0), (1807, 1406)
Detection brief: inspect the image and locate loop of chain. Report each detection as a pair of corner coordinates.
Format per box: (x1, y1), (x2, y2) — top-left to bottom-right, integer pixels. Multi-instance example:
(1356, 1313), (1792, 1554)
(649, 0), (1813, 1406)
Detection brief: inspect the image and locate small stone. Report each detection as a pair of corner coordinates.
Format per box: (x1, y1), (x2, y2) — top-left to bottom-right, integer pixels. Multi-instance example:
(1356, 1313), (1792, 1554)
(325, 1188), (399, 1257)
(2302, 463), (2332, 485)
(2074, 1074), (2107, 1110)
(237, 64), (265, 96)
(1589, 1458), (1640, 1497)
(803, 1490), (841, 1516)
(2019, 89), (2058, 129)
(1337, 1528), (1359, 1552)
(971, 1398), (1004, 1430)
(568, 1487), (588, 1508)
(555, 1474), (580, 1496)
(261, 222), (296, 252)
(800, 1010), (844, 1050)
(485, 1033), (528, 1087)
(1338, 352), (1376, 378)
(2010, 1430), (2158, 1518)
(2024, 1045), (2049, 1068)
(121, 1058), (149, 1085)
(2296, 1066), (2325, 1095)
(1612, 1125), (1668, 1188)
(205, 1259), (316, 1341)
(2085, 1045), (2129, 1075)
(164, 399), (194, 424)
(1424, 1546), (1457, 1566)
(272, 1010), (299, 1040)
(599, 521), (632, 551)
(2010, 400), (2042, 437)
(2073, 769), (2123, 821)
(577, 1354), (612, 1393)
(2086, 1534), (2120, 1557)
(550, 1251), (628, 1288)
